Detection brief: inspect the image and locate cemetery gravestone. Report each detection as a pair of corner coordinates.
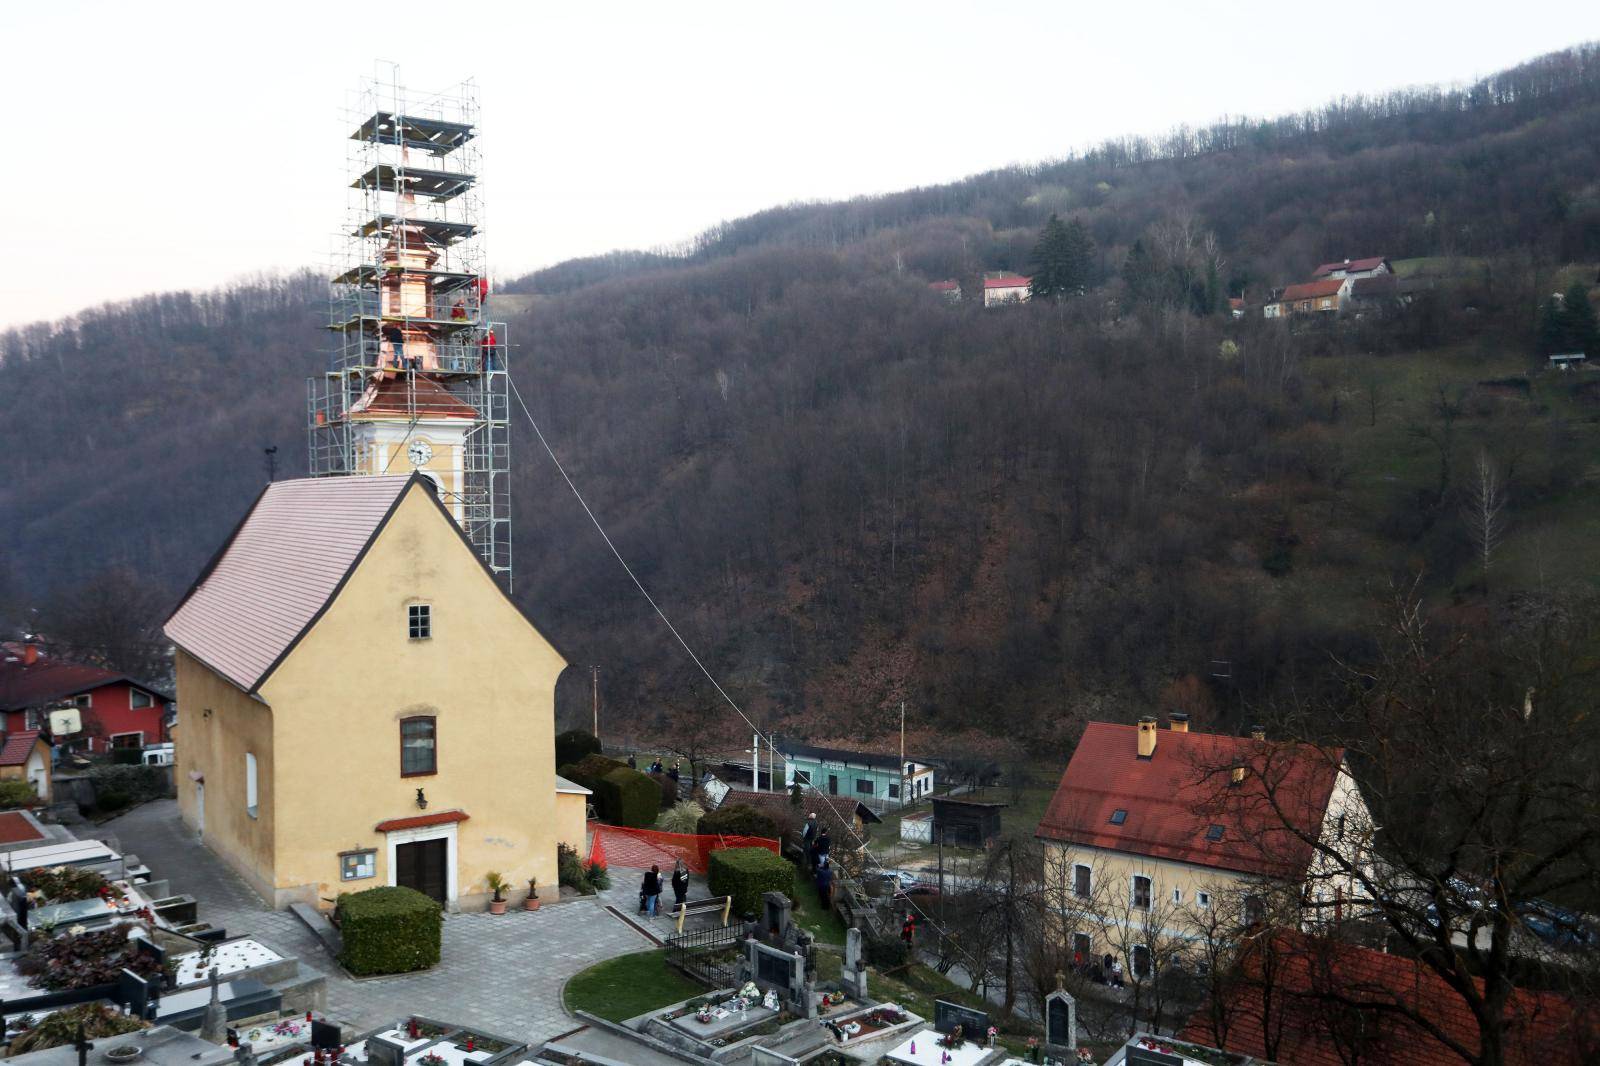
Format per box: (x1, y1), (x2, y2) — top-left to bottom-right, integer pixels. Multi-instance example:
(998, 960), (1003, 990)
(933, 999), (989, 1039)
(1044, 988), (1076, 1053)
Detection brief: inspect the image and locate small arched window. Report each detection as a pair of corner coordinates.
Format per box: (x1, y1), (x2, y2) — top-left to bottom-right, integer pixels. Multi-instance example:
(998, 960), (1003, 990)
(401, 716), (437, 777)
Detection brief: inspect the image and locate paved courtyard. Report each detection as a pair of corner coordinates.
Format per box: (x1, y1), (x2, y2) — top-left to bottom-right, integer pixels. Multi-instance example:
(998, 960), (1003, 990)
(100, 800), (654, 1042)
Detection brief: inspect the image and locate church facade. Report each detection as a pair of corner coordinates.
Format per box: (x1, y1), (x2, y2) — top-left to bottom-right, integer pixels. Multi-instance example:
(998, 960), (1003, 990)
(165, 474), (587, 910)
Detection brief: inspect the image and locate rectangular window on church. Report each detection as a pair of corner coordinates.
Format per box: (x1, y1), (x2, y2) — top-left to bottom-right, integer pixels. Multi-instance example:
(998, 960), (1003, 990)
(408, 604), (431, 640)
(401, 716), (437, 777)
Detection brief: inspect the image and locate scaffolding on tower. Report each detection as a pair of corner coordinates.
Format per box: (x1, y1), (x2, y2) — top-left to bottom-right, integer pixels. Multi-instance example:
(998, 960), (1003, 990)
(308, 69), (512, 588)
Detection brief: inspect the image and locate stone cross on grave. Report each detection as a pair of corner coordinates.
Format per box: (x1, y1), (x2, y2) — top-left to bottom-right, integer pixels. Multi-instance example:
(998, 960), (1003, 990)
(201, 967), (229, 1043)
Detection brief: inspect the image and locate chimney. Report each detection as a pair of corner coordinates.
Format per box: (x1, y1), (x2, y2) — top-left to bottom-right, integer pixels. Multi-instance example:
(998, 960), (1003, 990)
(1249, 724), (1266, 741)
(1136, 716), (1158, 759)
(1168, 713), (1190, 733)
(22, 643), (38, 667)
(1230, 762), (1246, 787)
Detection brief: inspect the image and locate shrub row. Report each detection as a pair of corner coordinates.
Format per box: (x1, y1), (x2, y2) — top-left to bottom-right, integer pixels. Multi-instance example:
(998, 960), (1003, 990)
(336, 886), (441, 976)
(559, 755), (659, 827)
(0, 780), (39, 809)
(87, 764), (169, 804)
(554, 729), (602, 769)
(697, 804), (780, 840)
(707, 846), (792, 919)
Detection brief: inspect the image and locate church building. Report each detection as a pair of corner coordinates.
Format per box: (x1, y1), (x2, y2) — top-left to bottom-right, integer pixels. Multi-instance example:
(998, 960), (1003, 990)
(165, 474), (587, 910)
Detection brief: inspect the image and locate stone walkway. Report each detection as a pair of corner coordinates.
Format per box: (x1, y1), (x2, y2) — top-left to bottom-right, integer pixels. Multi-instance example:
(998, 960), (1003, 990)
(99, 800), (654, 1042)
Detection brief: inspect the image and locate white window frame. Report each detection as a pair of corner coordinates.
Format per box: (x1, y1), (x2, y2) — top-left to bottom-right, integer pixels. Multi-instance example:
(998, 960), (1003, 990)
(245, 752), (258, 819)
(130, 689), (155, 709)
(1172, 887), (1183, 904)
(72, 694), (92, 710)
(1131, 875), (1152, 912)
(1197, 891), (1211, 909)
(110, 731), (145, 749)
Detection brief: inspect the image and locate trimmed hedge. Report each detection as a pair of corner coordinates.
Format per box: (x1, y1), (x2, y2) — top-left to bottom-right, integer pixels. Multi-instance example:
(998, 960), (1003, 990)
(87, 764), (168, 804)
(697, 804), (780, 840)
(597, 767), (660, 827)
(555, 729), (602, 769)
(336, 886), (441, 976)
(558, 753), (624, 794)
(708, 847), (792, 919)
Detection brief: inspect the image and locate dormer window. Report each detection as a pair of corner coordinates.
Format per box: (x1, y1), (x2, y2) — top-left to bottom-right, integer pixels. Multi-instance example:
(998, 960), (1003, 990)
(1206, 824), (1225, 842)
(1109, 809), (1127, 826)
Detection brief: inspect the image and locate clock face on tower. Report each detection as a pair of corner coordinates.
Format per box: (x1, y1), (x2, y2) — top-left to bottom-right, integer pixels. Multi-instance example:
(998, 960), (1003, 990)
(407, 440), (434, 467)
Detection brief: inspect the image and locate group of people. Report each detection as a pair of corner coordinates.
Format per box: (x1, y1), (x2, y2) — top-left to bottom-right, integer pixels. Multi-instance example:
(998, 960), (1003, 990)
(626, 753), (682, 783)
(802, 812), (835, 909)
(638, 859), (692, 919)
(1072, 948), (1126, 989)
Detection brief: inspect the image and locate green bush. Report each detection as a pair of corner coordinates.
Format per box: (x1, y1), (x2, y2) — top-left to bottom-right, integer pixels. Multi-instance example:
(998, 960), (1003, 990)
(707, 847), (792, 919)
(95, 791), (129, 813)
(698, 804), (780, 840)
(87, 764), (167, 804)
(586, 860), (611, 890)
(865, 934), (910, 970)
(554, 730), (602, 769)
(0, 779), (39, 809)
(558, 842), (594, 894)
(597, 767), (660, 827)
(336, 886), (441, 976)
(558, 753), (624, 794)
(650, 772), (678, 809)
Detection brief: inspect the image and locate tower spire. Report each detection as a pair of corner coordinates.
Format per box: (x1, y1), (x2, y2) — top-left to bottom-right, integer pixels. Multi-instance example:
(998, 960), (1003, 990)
(307, 73), (512, 589)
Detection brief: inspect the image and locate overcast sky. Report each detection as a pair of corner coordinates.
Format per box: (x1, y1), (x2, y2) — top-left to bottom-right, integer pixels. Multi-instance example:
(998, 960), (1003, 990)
(2, 2), (1596, 330)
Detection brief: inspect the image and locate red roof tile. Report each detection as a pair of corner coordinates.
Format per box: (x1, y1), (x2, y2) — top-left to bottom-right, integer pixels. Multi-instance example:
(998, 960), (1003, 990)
(0, 811), (44, 844)
(1179, 933), (1596, 1065)
(0, 730), (44, 767)
(983, 275), (1030, 289)
(350, 375), (477, 420)
(0, 658), (169, 713)
(1036, 722), (1342, 878)
(1312, 256), (1388, 277)
(374, 809), (469, 833)
(1281, 278), (1346, 302)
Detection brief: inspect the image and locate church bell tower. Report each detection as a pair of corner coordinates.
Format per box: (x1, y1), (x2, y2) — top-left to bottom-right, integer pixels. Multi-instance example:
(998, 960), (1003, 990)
(308, 71), (511, 587)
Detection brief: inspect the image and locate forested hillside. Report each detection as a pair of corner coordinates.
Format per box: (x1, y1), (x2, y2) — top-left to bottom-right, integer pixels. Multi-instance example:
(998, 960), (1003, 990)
(4, 44), (1599, 753)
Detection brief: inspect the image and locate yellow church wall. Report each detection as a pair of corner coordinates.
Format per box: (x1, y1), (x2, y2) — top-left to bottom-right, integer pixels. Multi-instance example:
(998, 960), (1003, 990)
(555, 790), (590, 862)
(172, 647), (278, 904)
(257, 483), (567, 910)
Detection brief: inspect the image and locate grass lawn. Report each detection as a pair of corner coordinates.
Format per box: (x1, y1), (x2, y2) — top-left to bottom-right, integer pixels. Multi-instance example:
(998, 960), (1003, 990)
(562, 949), (706, 1023)
(790, 867), (848, 945)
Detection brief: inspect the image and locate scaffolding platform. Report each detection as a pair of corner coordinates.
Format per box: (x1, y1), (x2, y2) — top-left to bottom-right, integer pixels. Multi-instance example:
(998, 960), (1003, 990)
(332, 264), (480, 292)
(352, 163), (475, 202)
(352, 111), (475, 154)
(354, 214), (477, 245)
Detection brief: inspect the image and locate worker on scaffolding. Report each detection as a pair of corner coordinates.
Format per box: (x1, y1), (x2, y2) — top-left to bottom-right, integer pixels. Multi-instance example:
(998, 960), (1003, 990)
(480, 327), (498, 372)
(382, 325), (405, 371)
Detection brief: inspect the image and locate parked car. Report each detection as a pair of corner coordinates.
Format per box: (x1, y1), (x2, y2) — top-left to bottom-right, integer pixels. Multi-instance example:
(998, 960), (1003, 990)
(888, 870), (941, 901)
(1517, 901), (1600, 951)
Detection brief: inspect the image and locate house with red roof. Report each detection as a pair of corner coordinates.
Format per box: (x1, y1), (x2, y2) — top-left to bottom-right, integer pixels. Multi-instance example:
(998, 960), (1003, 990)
(0, 642), (172, 756)
(982, 272), (1031, 307)
(0, 730), (52, 802)
(928, 279), (962, 303)
(1311, 256), (1391, 281)
(1035, 716), (1374, 976)
(1264, 277), (1352, 318)
(1178, 931), (1597, 1065)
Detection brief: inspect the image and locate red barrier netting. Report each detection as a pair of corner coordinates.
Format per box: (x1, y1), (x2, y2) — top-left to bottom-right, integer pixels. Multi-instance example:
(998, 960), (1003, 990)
(587, 823), (779, 875)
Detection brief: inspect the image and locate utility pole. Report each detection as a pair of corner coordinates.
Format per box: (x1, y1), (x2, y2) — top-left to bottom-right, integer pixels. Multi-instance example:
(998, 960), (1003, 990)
(768, 733), (777, 793)
(899, 701), (906, 811)
(591, 666), (599, 740)
(752, 732), (760, 791)
(263, 445), (278, 482)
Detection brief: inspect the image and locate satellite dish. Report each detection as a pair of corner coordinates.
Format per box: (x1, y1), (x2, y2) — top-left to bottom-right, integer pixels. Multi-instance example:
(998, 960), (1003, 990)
(48, 708), (82, 737)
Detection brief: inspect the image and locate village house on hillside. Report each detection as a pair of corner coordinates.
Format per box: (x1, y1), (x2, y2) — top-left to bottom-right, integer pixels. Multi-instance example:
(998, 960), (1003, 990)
(927, 279), (962, 302)
(1264, 277), (1351, 317)
(0, 641), (172, 757)
(164, 473), (585, 911)
(779, 740), (934, 811)
(1311, 255), (1391, 280)
(1036, 715), (1374, 973)
(982, 272), (1031, 307)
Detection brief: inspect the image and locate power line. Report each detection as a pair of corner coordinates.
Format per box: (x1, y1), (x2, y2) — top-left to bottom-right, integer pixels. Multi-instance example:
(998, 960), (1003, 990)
(506, 375), (985, 968)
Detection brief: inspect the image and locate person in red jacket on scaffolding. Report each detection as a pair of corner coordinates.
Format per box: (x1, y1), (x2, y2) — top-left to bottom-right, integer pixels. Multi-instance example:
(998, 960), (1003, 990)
(480, 327), (497, 372)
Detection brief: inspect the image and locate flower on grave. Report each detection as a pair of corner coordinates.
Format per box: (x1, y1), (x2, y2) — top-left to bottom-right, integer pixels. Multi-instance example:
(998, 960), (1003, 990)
(1076, 1049), (1096, 1064)
(67, 925), (87, 936)
(1027, 1036), (1039, 1047)
(419, 1053), (448, 1066)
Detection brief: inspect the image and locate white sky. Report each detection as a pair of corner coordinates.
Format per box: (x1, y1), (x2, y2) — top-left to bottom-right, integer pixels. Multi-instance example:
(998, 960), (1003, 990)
(1, 1), (1596, 330)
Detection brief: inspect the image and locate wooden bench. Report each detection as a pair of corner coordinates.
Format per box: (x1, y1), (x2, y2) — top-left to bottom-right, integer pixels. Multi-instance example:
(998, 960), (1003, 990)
(673, 895), (733, 934)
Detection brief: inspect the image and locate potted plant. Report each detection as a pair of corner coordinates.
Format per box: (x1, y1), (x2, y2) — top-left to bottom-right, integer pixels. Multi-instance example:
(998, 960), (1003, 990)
(523, 877), (540, 911)
(486, 872), (509, 915)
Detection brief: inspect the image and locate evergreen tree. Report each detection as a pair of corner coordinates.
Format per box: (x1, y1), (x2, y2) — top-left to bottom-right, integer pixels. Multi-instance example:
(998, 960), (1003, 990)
(1029, 214), (1073, 300)
(1062, 218), (1096, 297)
(1123, 239), (1155, 306)
(1561, 281), (1598, 354)
(1537, 294), (1567, 354)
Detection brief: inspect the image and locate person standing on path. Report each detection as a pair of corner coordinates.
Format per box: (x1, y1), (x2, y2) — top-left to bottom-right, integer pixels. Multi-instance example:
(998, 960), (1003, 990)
(641, 864), (662, 918)
(671, 860), (689, 910)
